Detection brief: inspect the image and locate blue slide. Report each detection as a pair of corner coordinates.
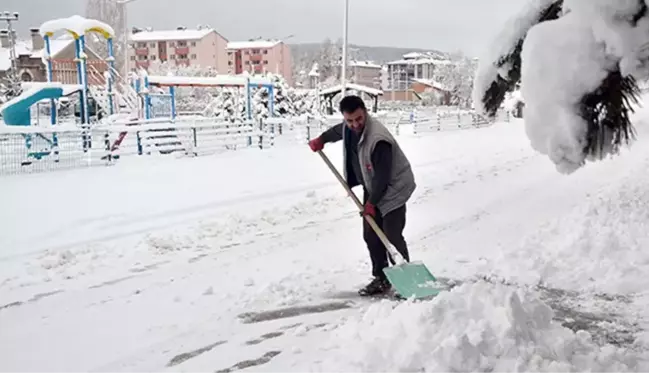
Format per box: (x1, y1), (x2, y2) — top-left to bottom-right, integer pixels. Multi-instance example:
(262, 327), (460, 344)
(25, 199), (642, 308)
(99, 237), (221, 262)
(0, 86), (64, 126)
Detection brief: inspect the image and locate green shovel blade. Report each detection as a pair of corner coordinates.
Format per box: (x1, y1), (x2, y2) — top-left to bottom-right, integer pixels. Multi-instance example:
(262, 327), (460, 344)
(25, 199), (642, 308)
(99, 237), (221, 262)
(383, 261), (443, 300)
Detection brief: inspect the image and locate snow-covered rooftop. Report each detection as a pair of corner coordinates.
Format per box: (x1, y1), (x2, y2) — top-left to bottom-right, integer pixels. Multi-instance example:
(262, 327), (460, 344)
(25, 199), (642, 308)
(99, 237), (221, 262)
(21, 81), (82, 96)
(387, 57), (453, 66)
(227, 40), (281, 50)
(413, 78), (448, 91)
(319, 83), (383, 97)
(0, 35), (74, 72)
(130, 28), (216, 42)
(147, 74), (273, 87)
(349, 60), (382, 69)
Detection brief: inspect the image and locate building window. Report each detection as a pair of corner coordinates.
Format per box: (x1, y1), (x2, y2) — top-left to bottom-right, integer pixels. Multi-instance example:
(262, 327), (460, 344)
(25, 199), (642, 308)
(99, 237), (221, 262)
(263, 49), (268, 54)
(138, 55), (147, 60)
(149, 42), (155, 47)
(190, 54), (196, 59)
(178, 54), (188, 59)
(151, 55), (156, 60)
(177, 41), (187, 47)
(228, 61), (232, 65)
(137, 42), (147, 48)
(171, 55), (176, 59)
(130, 56), (136, 61)
(263, 60), (268, 64)
(191, 41), (196, 47)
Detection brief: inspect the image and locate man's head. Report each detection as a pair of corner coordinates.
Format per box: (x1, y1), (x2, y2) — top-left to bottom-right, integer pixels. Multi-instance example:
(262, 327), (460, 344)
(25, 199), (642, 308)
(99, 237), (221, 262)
(339, 95), (367, 132)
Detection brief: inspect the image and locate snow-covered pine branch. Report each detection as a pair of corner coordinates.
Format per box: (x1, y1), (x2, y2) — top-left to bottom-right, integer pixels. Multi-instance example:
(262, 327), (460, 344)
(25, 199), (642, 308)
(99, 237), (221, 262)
(472, 0), (563, 118)
(473, 0), (648, 174)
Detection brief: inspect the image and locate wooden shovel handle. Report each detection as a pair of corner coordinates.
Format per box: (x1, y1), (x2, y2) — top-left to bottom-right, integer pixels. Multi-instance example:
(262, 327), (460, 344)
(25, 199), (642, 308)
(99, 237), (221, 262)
(317, 150), (405, 265)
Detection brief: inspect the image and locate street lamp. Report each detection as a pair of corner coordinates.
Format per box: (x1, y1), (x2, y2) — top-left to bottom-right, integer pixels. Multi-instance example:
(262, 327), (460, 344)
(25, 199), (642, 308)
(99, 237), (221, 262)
(0, 11), (20, 87)
(116, 0), (139, 77)
(340, 0), (349, 98)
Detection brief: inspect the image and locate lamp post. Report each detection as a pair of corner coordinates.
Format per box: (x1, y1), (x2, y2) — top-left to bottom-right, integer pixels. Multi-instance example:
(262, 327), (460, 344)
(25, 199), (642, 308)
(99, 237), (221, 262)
(0, 11), (20, 89)
(116, 0), (138, 77)
(340, 0), (349, 98)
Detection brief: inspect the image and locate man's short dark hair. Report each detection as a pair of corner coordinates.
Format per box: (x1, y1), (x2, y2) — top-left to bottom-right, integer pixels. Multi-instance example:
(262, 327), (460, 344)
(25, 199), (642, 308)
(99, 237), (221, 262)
(339, 95), (366, 114)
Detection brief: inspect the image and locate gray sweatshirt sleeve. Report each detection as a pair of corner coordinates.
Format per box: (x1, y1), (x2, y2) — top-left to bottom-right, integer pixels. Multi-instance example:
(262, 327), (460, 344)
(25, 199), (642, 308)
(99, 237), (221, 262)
(319, 122), (344, 143)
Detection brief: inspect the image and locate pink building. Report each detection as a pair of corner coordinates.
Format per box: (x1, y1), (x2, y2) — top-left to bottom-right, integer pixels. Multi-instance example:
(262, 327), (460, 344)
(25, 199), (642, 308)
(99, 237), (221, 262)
(128, 27), (229, 72)
(226, 40), (293, 85)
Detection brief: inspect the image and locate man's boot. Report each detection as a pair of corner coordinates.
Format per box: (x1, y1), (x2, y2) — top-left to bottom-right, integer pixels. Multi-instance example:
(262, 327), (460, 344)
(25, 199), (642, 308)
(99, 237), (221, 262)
(358, 276), (391, 296)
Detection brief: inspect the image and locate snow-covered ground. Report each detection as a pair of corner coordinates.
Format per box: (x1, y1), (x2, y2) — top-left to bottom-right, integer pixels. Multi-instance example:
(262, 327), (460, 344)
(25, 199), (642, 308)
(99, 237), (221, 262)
(2, 102), (649, 371)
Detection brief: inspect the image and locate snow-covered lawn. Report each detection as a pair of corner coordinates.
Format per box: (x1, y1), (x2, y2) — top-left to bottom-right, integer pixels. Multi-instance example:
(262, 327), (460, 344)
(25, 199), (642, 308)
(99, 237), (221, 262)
(2, 107), (649, 371)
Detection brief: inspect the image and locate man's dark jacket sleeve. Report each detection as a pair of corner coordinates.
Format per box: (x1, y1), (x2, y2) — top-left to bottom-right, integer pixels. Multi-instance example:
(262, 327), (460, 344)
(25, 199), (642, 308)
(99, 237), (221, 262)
(320, 123), (343, 143)
(368, 141), (392, 205)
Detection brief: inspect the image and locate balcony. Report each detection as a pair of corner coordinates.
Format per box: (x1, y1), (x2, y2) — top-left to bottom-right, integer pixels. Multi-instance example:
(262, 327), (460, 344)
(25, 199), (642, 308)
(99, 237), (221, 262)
(175, 46), (189, 55)
(135, 48), (149, 56)
(249, 54), (263, 62)
(135, 60), (150, 68)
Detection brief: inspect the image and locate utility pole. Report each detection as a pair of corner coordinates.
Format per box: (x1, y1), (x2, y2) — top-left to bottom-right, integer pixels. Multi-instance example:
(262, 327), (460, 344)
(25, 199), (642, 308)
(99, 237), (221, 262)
(116, 0), (138, 77)
(340, 0), (349, 98)
(1, 11), (20, 91)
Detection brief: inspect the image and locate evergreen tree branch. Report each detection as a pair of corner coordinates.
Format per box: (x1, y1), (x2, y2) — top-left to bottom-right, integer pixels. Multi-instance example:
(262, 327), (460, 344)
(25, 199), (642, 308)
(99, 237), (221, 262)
(478, 0), (563, 117)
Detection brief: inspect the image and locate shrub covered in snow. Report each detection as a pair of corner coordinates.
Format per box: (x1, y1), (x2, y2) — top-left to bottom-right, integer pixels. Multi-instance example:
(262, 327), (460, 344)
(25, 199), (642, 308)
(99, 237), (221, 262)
(473, 0), (647, 174)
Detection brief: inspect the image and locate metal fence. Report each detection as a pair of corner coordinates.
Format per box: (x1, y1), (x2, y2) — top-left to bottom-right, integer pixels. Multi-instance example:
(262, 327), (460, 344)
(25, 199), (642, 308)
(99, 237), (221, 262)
(0, 108), (511, 176)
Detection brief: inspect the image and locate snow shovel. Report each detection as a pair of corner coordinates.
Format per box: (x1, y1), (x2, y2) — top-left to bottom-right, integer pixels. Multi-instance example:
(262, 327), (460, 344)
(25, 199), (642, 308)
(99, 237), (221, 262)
(317, 150), (442, 300)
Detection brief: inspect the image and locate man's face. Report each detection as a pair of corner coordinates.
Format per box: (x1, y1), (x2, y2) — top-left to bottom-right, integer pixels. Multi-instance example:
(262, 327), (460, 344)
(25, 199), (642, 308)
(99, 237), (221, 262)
(343, 108), (366, 132)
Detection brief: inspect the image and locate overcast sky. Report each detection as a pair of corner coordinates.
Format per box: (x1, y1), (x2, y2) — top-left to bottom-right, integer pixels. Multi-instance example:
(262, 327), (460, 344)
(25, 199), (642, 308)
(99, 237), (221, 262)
(2, 0), (524, 57)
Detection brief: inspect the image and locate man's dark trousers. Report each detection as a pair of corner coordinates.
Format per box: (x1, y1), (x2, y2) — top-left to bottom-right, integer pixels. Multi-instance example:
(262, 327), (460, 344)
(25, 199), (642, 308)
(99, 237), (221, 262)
(362, 192), (410, 279)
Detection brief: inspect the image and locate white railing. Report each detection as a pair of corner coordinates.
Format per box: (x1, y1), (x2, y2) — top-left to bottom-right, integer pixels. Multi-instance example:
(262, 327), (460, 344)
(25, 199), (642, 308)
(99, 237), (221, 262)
(0, 118), (268, 175)
(0, 108), (511, 176)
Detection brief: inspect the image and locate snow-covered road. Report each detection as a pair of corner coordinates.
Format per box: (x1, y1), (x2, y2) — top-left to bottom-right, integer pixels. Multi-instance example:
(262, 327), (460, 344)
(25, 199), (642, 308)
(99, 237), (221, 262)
(2, 112), (649, 371)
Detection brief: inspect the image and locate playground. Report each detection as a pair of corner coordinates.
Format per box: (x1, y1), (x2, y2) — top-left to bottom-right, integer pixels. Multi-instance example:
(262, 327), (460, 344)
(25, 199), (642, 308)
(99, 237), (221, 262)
(0, 14), (308, 172)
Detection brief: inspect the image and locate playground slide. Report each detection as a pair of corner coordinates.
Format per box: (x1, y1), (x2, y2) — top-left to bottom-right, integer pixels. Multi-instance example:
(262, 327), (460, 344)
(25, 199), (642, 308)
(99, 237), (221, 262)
(0, 84), (64, 126)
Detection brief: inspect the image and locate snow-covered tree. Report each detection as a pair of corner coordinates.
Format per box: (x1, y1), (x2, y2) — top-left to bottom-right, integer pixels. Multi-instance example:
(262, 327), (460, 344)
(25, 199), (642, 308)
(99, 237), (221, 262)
(435, 53), (478, 108)
(146, 61), (220, 114)
(85, 0), (126, 74)
(473, 0), (647, 174)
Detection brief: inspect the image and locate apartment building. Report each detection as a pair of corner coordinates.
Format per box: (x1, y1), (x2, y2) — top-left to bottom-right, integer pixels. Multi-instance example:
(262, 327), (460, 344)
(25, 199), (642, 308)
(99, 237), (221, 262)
(226, 39), (293, 85)
(342, 60), (382, 89)
(386, 52), (451, 91)
(128, 26), (229, 73)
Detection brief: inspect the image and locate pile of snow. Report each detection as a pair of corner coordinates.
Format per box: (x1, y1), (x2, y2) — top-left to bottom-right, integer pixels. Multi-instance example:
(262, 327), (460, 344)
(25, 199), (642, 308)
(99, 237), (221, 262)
(314, 281), (641, 372)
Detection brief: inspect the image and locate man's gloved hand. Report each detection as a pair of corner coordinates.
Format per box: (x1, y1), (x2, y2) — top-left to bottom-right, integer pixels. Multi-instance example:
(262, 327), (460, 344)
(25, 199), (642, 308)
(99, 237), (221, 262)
(308, 137), (324, 152)
(362, 202), (376, 217)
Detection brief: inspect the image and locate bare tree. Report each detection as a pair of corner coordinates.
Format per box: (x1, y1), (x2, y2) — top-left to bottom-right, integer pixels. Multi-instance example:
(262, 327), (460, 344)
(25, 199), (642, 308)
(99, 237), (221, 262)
(85, 0), (126, 75)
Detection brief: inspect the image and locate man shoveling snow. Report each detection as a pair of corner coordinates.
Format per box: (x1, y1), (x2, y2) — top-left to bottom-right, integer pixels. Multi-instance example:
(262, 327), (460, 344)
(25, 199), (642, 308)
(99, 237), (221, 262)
(308, 95), (417, 296)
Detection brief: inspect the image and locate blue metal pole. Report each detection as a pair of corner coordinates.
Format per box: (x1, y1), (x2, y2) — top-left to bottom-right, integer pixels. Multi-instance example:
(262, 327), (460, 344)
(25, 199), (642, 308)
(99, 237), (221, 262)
(75, 37), (84, 124)
(144, 75), (151, 119)
(107, 37), (115, 115)
(170, 86), (176, 119)
(44, 34), (55, 125)
(79, 34), (89, 126)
